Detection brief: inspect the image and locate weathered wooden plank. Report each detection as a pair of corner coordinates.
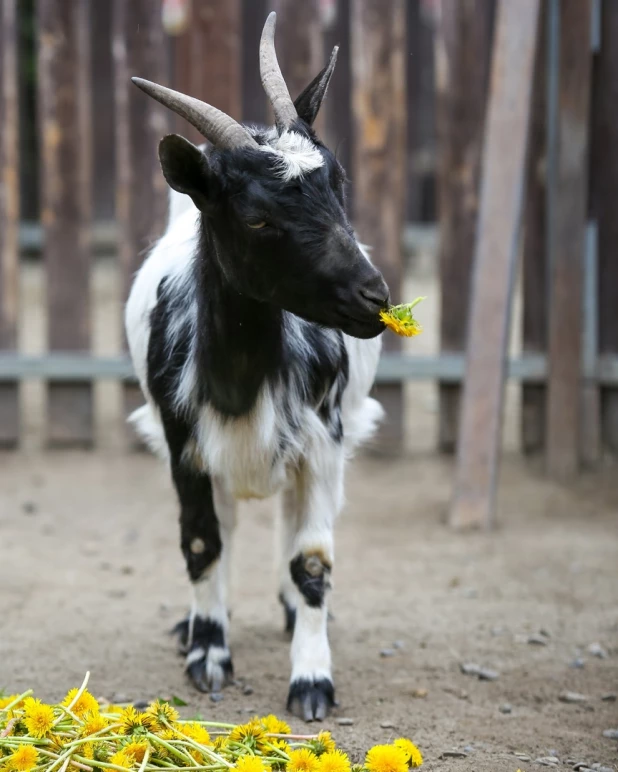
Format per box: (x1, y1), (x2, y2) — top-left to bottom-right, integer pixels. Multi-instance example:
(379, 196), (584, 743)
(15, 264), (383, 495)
(545, 0), (592, 480)
(241, 0), (268, 124)
(173, 0), (241, 145)
(351, 0), (406, 451)
(521, 2), (548, 454)
(113, 0), (170, 442)
(91, 0), (115, 221)
(590, 0), (618, 453)
(38, 0), (93, 446)
(0, 0), (19, 447)
(434, 0), (495, 453)
(450, 0), (540, 529)
(323, 0), (351, 176)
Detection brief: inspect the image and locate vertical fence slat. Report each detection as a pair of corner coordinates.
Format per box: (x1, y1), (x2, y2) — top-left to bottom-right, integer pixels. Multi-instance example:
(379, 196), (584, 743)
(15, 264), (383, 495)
(352, 0), (406, 451)
(521, 4), (547, 454)
(113, 0), (170, 441)
(241, 0), (268, 125)
(324, 0), (351, 176)
(545, 0), (592, 480)
(38, 0), (93, 446)
(173, 0), (241, 145)
(591, 0), (618, 452)
(435, 0), (495, 453)
(274, 0), (323, 101)
(91, 0), (115, 221)
(0, 0), (19, 447)
(449, 0), (540, 529)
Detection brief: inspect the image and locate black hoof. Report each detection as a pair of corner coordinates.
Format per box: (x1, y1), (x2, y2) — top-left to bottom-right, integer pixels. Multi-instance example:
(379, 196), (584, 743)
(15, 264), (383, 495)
(287, 677), (335, 722)
(174, 615), (234, 693)
(278, 593), (297, 635)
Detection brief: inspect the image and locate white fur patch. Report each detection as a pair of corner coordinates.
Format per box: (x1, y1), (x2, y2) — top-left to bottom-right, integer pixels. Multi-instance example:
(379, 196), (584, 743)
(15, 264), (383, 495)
(258, 129), (325, 181)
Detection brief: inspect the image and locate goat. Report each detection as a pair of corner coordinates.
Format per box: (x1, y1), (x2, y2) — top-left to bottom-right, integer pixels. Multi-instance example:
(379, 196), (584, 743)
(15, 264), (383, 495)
(125, 13), (390, 721)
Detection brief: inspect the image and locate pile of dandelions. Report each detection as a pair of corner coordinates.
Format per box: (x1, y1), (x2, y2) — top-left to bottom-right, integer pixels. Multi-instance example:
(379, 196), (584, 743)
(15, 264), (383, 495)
(0, 674), (422, 772)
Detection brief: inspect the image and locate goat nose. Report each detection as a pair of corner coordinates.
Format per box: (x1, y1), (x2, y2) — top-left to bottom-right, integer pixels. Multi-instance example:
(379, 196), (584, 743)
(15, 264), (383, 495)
(359, 278), (390, 310)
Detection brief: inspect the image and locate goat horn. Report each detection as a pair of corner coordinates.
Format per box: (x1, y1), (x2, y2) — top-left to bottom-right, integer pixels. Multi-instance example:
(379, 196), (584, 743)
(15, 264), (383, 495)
(259, 12), (298, 131)
(131, 77), (258, 150)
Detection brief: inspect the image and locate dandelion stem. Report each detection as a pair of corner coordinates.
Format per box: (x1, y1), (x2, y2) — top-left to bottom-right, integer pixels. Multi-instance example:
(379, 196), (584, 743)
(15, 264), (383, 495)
(0, 689), (33, 712)
(53, 674), (90, 728)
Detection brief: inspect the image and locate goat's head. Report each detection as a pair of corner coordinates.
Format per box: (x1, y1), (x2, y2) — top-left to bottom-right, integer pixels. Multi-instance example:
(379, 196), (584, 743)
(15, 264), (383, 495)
(132, 13), (389, 339)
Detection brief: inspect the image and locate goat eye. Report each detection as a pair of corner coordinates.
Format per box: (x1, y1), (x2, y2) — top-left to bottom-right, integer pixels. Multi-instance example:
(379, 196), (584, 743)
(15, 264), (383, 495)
(247, 220), (267, 229)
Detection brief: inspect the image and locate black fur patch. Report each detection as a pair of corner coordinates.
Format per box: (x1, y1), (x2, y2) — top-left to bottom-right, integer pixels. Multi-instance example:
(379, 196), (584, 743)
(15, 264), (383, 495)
(278, 592), (297, 634)
(290, 553), (330, 608)
(177, 615), (233, 693)
(287, 677), (335, 721)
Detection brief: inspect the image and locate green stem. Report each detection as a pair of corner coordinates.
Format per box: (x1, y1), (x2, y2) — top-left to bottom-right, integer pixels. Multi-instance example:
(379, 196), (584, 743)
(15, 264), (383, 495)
(0, 689), (34, 712)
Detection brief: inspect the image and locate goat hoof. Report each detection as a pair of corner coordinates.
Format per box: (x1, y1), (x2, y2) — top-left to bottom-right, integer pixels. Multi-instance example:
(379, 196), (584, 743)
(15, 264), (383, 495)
(174, 614), (234, 692)
(287, 677), (335, 722)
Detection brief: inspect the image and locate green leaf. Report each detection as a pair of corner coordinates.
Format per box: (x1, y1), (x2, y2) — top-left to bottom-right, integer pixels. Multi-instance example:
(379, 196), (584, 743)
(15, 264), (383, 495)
(171, 695), (188, 707)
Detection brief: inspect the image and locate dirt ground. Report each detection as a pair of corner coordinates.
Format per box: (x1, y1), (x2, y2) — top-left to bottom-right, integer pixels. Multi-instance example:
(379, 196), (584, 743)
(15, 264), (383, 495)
(1, 258), (617, 770)
(1, 450), (617, 771)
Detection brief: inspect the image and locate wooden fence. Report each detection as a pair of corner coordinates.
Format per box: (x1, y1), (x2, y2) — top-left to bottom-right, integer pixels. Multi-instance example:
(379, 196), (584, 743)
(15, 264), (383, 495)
(1, 0), (617, 525)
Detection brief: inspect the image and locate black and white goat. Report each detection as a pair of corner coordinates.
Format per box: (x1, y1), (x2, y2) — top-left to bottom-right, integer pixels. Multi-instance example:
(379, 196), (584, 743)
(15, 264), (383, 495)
(125, 13), (390, 721)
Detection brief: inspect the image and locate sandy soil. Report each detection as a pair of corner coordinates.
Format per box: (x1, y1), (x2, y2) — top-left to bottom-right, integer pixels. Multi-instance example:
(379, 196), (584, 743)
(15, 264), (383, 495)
(1, 450), (617, 772)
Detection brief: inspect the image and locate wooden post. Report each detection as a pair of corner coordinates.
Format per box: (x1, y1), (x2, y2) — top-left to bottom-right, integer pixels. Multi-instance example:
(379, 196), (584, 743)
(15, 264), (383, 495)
(242, 0), (268, 124)
(0, 0), (19, 447)
(434, 0), (495, 453)
(274, 0), (323, 100)
(91, 0), (115, 221)
(590, 0), (618, 453)
(352, 0), (406, 452)
(521, 4), (547, 454)
(173, 0), (241, 145)
(38, 0), (93, 446)
(449, 0), (540, 529)
(113, 0), (170, 440)
(545, 0), (592, 480)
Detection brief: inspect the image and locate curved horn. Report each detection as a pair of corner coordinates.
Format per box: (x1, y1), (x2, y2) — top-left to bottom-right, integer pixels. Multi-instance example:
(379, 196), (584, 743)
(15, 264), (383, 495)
(259, 12), (298, 131)
(131, 77), (258, 150)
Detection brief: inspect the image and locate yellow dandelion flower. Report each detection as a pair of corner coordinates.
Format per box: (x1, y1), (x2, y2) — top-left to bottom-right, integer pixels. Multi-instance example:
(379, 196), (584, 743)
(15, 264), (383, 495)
(365, 745), (409, 772)
(110, 750), (134, 768)
(319, 751), (351, 772)
(213, 736), (229, 753)
(393, 739), (423, 769)
(229, 720), (267, 752)
(0, 695), (21, 710)
(379, 298), (425, 338)
(260, 714), (291, 734)
(287, 748), (321, 772)
(122, 740), (150, 763)
(181, 722), (212, 746)
(118, 706), (155, 735)
(81, 743), (95, 760)
(144, 699), (178, 730)
(311, 731), (336, 756)
(236, 757), (266, 772)
(61, 688), (99, 718)
(23, 698), (55, 738)
(81, 710), (109, 737)
(271, 738), (291, 755)
(7, 745), (38, 772)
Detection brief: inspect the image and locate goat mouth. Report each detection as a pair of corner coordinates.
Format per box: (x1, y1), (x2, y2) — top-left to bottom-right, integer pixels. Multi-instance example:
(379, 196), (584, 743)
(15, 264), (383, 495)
(333, 309), (385, 339)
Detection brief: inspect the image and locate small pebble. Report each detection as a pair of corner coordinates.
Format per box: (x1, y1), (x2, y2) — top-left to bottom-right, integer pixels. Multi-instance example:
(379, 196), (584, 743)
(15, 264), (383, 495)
(460, 662), (482, 676)
(602, 729), (618, 739)
(243, 707), (256, 713)
(528, 634), (549, 646)
(463, 746), (475, 753)
(499, 703), (512, 714)
(133, 700), (149, 710)
(409, 688), (428, 699)
(601, 693), (617, 702)
(535, 757), (560, 766)
(439, 751), (468, 759)
(380, 721), (396, 729)
(22, 501), (38, 515)
(588, 642), (608, 659)
(573, 765), (594, 771)
(112, 694), (129, 703)
(570, 657), (586, 669)
(559, 691), (588, 703)
(392, 640), (405, 650)
(121, 565), (134, 575)
(514, 753), (531, 761)
(595, 767), (614, 772)
(478, 667), (500, 681)
(380, 648), (396, 658)
(491, 626), (506, 637)
(540, 628), (552, 638)
(335, 718), (354, 726)
(210, 693), (224, 703)
(242, 685), (254, 696)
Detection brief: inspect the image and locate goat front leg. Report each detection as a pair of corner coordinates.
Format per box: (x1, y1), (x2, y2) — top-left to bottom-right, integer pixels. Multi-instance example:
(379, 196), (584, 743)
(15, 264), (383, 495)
(170, 451), (236, 693)
(286, 448), (344, 721)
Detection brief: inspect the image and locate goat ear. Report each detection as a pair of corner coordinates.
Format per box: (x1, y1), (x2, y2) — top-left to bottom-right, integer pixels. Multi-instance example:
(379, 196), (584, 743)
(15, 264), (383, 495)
(293, 46), (338, 127)
(158, 134), (216, 210)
